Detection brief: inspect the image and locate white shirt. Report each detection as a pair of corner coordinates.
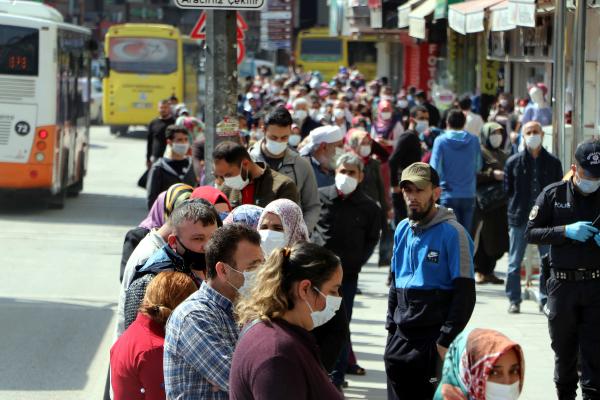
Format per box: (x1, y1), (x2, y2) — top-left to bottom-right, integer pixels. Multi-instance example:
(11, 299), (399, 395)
(465, 111), (484, 138)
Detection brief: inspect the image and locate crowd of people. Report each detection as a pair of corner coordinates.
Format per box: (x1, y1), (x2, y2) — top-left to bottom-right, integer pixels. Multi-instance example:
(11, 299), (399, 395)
(108, 66), (600, 400)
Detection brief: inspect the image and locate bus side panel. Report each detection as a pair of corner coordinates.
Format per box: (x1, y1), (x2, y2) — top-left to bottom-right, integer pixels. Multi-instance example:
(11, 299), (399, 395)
(182, 41), (200, 116)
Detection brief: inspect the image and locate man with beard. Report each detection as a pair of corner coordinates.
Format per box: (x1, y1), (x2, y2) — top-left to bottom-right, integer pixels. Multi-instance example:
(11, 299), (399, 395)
(384, 163), (476, 400)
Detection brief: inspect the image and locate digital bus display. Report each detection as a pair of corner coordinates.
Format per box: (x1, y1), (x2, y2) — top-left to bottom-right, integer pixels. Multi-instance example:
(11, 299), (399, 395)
(0, 25), (39, 76)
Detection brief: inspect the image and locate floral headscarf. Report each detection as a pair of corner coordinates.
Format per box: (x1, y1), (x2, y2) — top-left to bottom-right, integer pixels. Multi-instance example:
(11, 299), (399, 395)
(222, 205), (264, 230)
(258, 199), (310, 246)
(434, 328), (525, 400)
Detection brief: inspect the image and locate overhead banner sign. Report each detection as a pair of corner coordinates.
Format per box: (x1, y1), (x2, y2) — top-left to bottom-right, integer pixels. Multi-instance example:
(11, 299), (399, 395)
(175, 0), (266, 10)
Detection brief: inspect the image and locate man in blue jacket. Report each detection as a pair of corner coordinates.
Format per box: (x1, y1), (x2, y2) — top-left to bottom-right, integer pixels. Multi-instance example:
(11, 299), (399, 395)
(384, 162), (475, 400)
(430, 109), (481, 230)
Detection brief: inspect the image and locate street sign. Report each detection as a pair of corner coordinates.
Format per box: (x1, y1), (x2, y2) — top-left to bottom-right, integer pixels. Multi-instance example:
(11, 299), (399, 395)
(190, 11), (247, 65)
(190, 12), (207, 39)
(175, 0), (266, 10)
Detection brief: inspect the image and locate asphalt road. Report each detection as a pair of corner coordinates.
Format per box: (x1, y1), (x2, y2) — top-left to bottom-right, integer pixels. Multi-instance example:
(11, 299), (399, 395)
(0, 126), (148, 400)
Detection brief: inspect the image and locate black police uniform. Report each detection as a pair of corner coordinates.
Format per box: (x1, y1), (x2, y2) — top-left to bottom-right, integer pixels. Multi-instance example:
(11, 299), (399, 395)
(526, 177), (600, 400)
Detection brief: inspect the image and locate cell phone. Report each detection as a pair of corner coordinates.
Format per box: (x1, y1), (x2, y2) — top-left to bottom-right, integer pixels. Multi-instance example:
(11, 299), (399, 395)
(593, 214), (600, 228)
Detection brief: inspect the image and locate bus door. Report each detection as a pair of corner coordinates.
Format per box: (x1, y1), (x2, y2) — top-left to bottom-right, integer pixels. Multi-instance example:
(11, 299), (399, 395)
(347, 41), (377, 81)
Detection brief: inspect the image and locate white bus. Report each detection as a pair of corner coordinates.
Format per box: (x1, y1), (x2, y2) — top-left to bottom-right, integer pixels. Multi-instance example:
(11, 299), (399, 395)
(0, 0), (92, 208)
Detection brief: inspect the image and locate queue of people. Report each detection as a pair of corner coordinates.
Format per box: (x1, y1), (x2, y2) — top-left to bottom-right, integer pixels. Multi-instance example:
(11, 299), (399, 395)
(112, 68), (600, 399)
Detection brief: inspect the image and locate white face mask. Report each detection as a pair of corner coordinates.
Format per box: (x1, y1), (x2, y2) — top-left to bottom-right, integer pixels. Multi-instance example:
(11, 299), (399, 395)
(489, 133), (503, 149)
(259, 229), (287, 258)
(485, 381), (520, 400)
(333, 108), (345, 120)
(575, 171), (600, 194)
(294, 110), (307, 121)
(305, 287), (342, 329)
(223, 163), (249, 191)
(397, 99), (409, 109)
(359, 145), (372, 157)
(225, 264), (257, 298)
(335, 173), (358, 195)
(380, 111), (392, 120)
(288, 134), (302, 147)
(265, 138), (288, 156)
(171, 142), (190, 156)
(525, 134), (542, 150)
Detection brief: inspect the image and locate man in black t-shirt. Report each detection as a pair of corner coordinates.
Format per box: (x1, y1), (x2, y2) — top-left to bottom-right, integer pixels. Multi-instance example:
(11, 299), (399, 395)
(146, 99), (176, 168)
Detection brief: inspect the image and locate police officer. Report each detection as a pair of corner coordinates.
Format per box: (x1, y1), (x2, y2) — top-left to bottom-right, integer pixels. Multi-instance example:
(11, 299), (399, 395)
(384, 162), (476, 400)
(526, 139), (600, 400)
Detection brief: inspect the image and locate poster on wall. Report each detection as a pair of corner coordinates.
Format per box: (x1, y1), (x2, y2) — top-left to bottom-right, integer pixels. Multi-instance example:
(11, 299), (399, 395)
(403, 43), (439, 98)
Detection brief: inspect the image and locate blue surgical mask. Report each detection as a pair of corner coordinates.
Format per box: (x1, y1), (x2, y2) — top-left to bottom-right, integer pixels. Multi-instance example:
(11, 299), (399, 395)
(575, 171), (600, 194)
(415, 120), (429, 135)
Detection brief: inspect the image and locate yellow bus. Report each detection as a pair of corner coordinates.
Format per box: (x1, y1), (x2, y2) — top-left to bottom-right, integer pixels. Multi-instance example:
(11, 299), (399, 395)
(0, 1), (91, 209)
(295, 27), (378, 81)
(102, 24), (200, 135)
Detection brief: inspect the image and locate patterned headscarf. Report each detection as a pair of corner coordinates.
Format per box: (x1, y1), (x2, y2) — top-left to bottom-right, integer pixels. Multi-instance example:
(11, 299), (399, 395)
(222, 205), (264, 230)
(434, 328), (525, 400)
(138, 183), (193, 230)
(258, 199), (309, 246)
(164, 183), (194, 217)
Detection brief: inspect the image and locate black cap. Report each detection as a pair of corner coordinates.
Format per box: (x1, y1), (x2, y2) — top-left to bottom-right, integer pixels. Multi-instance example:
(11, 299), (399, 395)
(575, 139), (600, 178)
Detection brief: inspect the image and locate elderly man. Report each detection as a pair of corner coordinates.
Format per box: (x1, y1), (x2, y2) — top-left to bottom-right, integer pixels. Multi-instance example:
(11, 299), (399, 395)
(300, 125), (344, 188)
(292, 97), (321, 138)
(248, 106), (321, 233)
(504, 121), (562, 313)
(313, 153), (382, 389)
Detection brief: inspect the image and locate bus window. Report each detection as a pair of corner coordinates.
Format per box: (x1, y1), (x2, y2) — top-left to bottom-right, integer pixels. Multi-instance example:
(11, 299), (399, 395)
(300, 38), (342, 62)
(109, 37), (177, 74)
(348, 41), (377, 65)
(0, 25), (39, 76)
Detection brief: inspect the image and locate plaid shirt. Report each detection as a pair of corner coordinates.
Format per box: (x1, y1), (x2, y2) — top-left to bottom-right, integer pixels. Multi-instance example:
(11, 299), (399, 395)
(164, 282), (239, 399)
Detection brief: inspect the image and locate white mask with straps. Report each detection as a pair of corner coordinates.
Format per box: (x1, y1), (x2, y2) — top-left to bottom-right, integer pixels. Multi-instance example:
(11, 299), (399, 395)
(223, 162), (250, 191)
(485, 381), (520, 400)
(265, 138), (288, 156)
(225, 264), (257, 298)
(335, 173), (358, 195)
(305, 287), (342, 329)
(259, 229), (287, 258)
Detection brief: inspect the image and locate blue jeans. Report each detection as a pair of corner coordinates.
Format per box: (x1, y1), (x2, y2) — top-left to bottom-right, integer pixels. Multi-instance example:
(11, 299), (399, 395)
(441, 197), (475, 231)
(506, 224), (549, 305)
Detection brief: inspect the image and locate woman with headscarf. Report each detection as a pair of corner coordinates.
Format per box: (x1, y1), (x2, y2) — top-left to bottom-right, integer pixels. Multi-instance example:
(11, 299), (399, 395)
(256, 199), (350, 380)
(472, 122), (509, 285)
(434, 328), (524, 400)
(222, 204), (264, 231)
(190, 186), (232, 221)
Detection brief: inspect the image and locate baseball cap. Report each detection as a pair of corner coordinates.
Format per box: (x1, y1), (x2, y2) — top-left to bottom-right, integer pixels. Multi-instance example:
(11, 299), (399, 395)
(400, 162), (440, 189)
(575, 139), (600, 178)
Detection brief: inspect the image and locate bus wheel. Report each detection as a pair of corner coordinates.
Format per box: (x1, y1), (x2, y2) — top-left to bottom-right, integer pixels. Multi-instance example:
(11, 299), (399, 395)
(116, 126), (128, 137)
(109, 125), (119, 135)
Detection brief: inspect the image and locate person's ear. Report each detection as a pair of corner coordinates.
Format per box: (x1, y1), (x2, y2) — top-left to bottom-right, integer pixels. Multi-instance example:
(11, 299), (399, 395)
(296, 279), (312, 302)
(357, 170), (365, 183)
(433, 186), (442, 202)
(215, 261), (228, 279)
(167, 234), (177, 249)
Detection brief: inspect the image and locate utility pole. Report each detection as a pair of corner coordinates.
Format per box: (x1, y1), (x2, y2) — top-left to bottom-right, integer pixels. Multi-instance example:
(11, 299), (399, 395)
(203, 10), (239, 186)
(572, 0), (587, 159)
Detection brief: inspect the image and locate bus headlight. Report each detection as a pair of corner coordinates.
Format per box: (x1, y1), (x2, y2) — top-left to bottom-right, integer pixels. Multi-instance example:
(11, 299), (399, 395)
(35, 152), (45, 162)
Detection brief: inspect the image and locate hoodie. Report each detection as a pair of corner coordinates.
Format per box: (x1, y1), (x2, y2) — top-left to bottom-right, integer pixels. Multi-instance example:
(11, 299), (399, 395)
(387, 206), (476, 347)
(146, 157), (197, 209)
(430, 130), (481, 200)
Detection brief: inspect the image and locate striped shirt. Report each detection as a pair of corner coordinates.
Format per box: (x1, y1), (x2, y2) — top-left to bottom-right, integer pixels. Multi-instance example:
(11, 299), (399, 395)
(164, 282), (239, 399)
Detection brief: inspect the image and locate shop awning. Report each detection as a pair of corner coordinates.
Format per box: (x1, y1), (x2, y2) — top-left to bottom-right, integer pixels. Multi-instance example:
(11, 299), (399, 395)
(448, 0), (504, 34)
(409, 0), (438, 39)
(489, 0), (516, 31)
(398, 0), (425, 28)
(507, 0), (536, 27)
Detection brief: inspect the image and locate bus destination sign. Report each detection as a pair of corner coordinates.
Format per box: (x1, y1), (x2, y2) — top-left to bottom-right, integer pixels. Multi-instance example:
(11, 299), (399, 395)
(174, 0), (266, 10)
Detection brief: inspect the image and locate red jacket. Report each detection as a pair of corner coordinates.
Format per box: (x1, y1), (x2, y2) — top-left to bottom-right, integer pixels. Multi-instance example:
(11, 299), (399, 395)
(110, 313), (166, 400)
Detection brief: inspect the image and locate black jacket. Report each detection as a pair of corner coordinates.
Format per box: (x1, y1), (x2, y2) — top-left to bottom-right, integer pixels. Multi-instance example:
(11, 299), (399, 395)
(312, 185), (381, 281)
(300, 116), (322, 139)
(504, 148), (563, 226)
(146, 157), (197, 209)
(146, 116), (175, 162)
(526, 179), (600, 270)
(389, 130), (422, 187)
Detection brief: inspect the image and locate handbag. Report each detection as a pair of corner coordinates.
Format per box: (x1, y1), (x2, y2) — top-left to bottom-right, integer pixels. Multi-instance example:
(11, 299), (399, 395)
(476, 182), (507, 213)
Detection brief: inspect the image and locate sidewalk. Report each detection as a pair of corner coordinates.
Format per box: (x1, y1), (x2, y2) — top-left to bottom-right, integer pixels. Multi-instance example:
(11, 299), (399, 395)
(345, 253), (560, 400)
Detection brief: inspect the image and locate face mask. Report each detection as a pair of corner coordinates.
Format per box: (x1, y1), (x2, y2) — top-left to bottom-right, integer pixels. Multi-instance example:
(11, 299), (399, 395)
(288, 134), (302, 147)
(305, 287), (342, 329)
(225, 264), (256, 297)
(176, 237), (206, 272)
(499, 99), (509, 108)
(333, 108), (345, 120)
(489, 133), (503, 149)
(525, 134), (542, 150)
(294, 110), (307, 121)
(223, 163), (250, 191)
(265, 138), (288, 155)
(485, 381), (520, 400)
(575, 172), (600, 194)
(335, 173), (358, 195)
(397, 99), (409, 109)
(172, 142), (190, 156)
(359, 145), (371, 157)
(415, 120), (429, 135)
(380, 111), (392, 120)
(259, 229), (287, 257)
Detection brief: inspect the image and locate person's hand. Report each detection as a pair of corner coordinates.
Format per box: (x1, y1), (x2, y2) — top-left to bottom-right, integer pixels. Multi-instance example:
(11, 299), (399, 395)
(440, 384), (467, 400)
(391, 186), (402, 193)
(565, 221), (598, 242)
(437, 344), (448, 360)
(594, 233), (600, 247)
(493, 169), (504, 181)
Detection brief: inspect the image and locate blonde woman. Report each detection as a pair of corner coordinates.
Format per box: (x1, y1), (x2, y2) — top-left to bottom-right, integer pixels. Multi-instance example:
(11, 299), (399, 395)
(110, 272), (197, 400)
(229, 242), (344, 399)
